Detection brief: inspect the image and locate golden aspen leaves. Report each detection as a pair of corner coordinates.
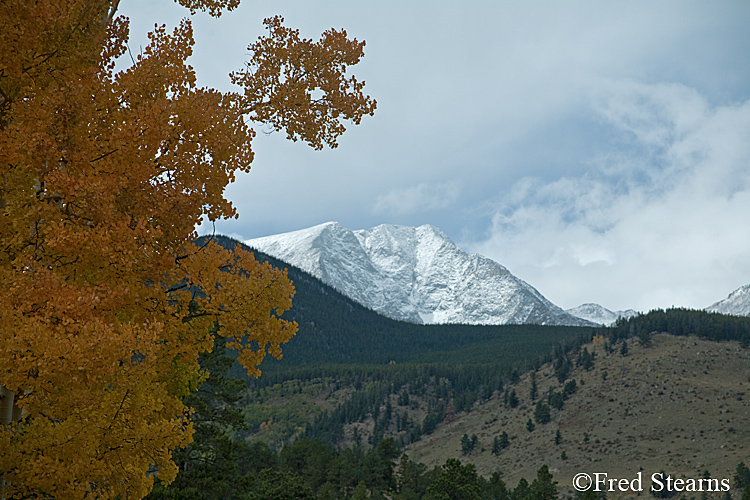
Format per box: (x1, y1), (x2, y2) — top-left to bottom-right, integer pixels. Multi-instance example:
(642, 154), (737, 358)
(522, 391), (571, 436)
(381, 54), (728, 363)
(0, 0), (370, 498)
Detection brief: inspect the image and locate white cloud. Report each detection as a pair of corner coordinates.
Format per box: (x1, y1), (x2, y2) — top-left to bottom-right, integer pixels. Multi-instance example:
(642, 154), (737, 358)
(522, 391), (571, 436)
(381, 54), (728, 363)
(468, 82), (750, 312)
(119, 1), (750, 312)
(593, 81), (710, 151)
(373, 182), (460, 216)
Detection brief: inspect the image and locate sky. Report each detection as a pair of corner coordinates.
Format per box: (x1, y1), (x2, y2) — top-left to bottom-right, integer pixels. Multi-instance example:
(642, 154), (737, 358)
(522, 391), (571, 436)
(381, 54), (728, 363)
(119, 1), (750, 313)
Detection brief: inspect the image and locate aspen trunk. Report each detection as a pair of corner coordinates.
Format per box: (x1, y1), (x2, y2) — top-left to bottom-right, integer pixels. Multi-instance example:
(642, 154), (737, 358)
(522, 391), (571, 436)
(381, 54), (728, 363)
(0, 384), (14, 426)
(0, 384), (14, 500)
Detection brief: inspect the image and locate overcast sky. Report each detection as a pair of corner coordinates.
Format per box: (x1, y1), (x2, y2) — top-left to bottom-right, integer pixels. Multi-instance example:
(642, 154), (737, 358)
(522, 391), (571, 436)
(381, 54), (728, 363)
(120, 1), (750, 312)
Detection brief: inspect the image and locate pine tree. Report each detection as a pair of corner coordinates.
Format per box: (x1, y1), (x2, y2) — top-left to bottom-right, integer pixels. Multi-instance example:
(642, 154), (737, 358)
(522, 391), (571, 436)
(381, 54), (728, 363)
(554, 355), (573, 383)
(248, 469), (316, 500)
(548, 391), (565, 411)
(529, 465), (558, 500)
(492, 436), (502, 456)
(620, 340), (630, 356)
(638, 329), (652, 346)
(147, 334), (257, 500)
(461, 433), (473, 455)
(577, 347), (595, 370)
(737, 462), (750, 489)
(563, 379), (578, 399)
(530, 371), (538, 401)
(484, 472), (509, 500)
(352, 481), (369, 500)
(460, 433), (479, 456)
(499, 431), (510, 448)
(508, 390), (519, 409)
(425, 459), (482, 500)
(534, 401), (551, 425)
(513, 478), (530, 500)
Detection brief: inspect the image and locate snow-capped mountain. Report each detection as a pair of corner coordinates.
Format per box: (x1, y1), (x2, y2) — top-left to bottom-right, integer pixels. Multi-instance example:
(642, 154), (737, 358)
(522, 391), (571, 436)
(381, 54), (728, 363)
(706, 284), (750, 316)
(566, 303), (638, 326)
(245, 222), (592, 327)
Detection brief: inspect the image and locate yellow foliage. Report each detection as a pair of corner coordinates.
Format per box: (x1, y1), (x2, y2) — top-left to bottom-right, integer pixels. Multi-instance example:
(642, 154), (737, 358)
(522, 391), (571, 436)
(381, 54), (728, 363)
(0, 0), (374, 498)
(231, 15), (377, 150)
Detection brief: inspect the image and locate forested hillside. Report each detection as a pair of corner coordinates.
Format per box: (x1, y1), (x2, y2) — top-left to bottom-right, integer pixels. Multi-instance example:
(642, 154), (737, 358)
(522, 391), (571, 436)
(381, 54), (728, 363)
(205, 235), (594, 369)
(202, 236), (750, 455)
(143, 242), (750, 499)
(609, 307), (750, 345)
(199, 235), (595, 449)
(407, 332), (750, 498)
(147, 302), (750, 500)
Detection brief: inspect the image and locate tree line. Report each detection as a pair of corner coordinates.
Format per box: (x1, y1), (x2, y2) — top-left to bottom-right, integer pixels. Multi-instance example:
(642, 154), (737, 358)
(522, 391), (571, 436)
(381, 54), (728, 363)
(608, 307), (750, 345)
(148, 307), (750, 499)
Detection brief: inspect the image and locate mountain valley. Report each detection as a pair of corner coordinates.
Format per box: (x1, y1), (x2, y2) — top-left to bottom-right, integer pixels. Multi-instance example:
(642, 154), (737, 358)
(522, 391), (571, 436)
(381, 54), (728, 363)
(155, 236), (750, 500)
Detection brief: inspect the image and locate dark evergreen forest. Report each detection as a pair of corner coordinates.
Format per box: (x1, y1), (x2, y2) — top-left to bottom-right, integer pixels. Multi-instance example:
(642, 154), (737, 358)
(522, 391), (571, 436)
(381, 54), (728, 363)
(197, 236), (750, 450)
(200, 235), (595, 447)
(609, 307), (750, 346)
(160, 236), (750, 500)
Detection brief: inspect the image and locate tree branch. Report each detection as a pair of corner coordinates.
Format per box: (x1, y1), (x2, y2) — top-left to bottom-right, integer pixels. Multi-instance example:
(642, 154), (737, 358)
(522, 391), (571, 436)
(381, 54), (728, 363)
(106, 0), (122, 24)
(109, 389), (129, 431)
(181, 311), (216, 323)
(90, 149), (119, 163)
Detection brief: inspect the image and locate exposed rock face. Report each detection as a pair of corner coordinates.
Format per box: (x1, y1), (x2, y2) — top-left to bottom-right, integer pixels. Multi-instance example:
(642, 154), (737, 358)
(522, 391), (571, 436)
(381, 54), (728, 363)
(245, 222), (593, 326)
(566, 303), (638, 326)
(706, 284), (750, 316)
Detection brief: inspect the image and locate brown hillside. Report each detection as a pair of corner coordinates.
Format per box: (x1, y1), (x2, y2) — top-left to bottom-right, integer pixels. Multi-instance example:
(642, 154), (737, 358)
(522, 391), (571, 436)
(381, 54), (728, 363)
(405, 334), (750, 498)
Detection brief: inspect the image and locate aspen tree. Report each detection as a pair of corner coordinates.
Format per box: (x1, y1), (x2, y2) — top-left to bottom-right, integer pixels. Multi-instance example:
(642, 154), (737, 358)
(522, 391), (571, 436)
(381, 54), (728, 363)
(0, 1), (375, 498)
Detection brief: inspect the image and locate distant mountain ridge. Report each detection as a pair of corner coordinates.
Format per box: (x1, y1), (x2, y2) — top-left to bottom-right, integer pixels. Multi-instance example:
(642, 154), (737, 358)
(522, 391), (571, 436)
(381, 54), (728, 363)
(565, 303), (638, 326)
(706, 284), (750, 316)
(244, 222), (592, 327)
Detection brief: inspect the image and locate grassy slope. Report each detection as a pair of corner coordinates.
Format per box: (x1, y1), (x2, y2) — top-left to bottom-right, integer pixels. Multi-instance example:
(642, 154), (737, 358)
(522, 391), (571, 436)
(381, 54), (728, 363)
(207, 234), (750, 495)
(405, 334), (750, 497)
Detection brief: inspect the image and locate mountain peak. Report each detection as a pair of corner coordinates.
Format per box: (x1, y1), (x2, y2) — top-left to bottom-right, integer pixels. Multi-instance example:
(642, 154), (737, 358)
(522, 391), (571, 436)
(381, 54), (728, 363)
(246, 222), (592, 327)
(566, 303), (638, 326)
(706, 284), (750, 316)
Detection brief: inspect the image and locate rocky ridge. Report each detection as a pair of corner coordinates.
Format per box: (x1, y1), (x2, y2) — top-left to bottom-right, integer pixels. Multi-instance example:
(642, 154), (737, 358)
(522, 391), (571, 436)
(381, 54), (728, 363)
(245, 222), (592, 326)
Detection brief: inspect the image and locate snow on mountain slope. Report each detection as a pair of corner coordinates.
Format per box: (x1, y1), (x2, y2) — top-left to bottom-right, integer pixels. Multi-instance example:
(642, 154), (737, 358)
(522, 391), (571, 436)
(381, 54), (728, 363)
(565, 303), (638, 326)
(245, 222), (593, 326)
(706, 284), (750, 316)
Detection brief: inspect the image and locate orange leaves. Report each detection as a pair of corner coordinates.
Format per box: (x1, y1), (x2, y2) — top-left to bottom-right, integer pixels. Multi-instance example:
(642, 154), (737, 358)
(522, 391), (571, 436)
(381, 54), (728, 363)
(1, 1), (369, 497)
(0, 377), (192, 499)
(175, 0), (241, 17)
(231, 15), (377, 150)
(174, 240), (298, 377)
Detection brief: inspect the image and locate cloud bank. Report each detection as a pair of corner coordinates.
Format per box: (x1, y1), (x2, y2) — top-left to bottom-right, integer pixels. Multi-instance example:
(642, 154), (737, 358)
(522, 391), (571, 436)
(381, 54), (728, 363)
(469, 81), (750, 311)
(122, 1), (750, 312)
(373, 182), (460, 216)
